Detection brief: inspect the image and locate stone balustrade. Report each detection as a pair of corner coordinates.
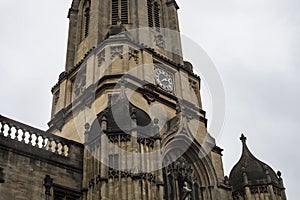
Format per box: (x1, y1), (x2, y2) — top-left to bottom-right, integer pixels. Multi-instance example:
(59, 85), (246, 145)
(0, 115), (69, 157)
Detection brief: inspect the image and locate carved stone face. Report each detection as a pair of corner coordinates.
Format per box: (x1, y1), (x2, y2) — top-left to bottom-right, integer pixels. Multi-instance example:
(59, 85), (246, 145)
(154, 68), (174, 92)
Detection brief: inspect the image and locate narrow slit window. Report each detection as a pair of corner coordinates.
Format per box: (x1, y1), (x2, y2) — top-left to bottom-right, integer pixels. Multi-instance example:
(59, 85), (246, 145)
(147, 0), (153, 27)
(154, 2), (160, 31)
(112, 0), (119, 25)
(111, 0), (129, 25)
(121, 0), (128, 24)
(147, 0), (160, 31)
(80, 0), (91, 41)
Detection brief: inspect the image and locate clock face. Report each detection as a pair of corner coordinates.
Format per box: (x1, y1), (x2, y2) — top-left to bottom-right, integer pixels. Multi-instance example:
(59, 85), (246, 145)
(154, 68), (174, 92)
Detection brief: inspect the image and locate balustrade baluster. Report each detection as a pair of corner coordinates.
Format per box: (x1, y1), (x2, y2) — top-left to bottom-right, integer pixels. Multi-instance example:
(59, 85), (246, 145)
(64, 145), (68, 157)
(35, 135), (40, 147)
(7, 125), (12, 138)
(0, 122), (4, 136)
(28, 132), (33, 145)
(61, 143), (65, 156)
(22, 130), (27, 142)
(18, 129), (23, 142)
(42, 136), (46, 149)
(48, 138), (53, 152)
(0, 117), (73, 157)
(55, 140), (59, 154)
(15, 127), (19, 141)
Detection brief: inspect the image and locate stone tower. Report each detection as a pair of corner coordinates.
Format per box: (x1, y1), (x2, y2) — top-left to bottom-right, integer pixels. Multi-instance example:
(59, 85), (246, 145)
(48, 0), (232, 199)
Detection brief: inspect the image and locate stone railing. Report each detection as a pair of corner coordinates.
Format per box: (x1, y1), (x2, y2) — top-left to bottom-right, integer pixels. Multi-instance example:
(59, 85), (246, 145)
(0, 115), (70, 157)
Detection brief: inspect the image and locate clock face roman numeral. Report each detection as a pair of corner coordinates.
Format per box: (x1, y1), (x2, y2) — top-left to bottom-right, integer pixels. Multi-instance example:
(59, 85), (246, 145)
(154, 68), (173, 92)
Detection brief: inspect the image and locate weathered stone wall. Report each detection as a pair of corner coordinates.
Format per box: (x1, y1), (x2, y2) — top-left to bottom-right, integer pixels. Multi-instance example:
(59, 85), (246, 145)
(0, 135), (83, 200)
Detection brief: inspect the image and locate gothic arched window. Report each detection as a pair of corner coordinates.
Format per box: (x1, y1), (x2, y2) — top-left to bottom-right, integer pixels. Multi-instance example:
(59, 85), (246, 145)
(81, 0), (91, 41)
(147, 0), (161, 31)
(163, 156), (201, 200)
(111, 0), (129, 25)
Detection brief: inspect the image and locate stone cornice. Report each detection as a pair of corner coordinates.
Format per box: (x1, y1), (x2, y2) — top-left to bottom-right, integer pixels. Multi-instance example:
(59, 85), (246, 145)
(51, 36), (200, 93)
(0, 135), (83, 173)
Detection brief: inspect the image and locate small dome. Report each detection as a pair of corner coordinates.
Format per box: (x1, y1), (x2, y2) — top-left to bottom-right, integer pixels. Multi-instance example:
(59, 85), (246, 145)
(229, 134), (280, 191)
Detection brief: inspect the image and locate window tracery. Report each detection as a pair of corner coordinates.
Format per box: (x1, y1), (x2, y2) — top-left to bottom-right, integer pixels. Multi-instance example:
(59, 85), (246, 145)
(163, 156), (201, 200)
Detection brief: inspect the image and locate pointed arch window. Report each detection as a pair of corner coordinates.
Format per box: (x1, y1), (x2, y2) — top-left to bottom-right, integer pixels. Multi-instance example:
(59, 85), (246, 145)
(111, 0), (129, 25)
(81, 0), (91, 41)
(147, 0), (161, 31)
(163, 156), (202, 200)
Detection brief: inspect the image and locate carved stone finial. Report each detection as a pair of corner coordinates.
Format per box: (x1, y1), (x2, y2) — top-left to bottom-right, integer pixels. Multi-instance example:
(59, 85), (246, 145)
(101, 114), (107, 122)
(101, 114), (107, 131)
(277, 171), (282, 178)
(240, 134), (247, 143)
(224, 176), (229, 185)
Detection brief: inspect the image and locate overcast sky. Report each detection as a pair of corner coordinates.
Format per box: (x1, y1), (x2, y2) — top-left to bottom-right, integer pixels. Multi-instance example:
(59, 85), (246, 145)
(0, 0), (299, 198)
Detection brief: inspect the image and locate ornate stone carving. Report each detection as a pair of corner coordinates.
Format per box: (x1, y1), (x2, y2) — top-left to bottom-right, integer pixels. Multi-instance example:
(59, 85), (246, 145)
(108, 168), (119, 179)
(128, 48), (139, 64)
(121, 170), (130, 178)
(137, 137), (154, 147)
(108, 134), (131, 143)
(154, 34), (166, 49)
(108, 135), (119, 143)
(97, 50), (105, 67)
(107, 168), (156, 181)
(120, 134), (130, 142)
(111, 46), (123, 60)
(73, 69), (86, 99)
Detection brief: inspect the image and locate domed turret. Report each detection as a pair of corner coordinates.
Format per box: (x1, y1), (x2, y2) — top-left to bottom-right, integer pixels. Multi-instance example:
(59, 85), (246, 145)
(229, 134), (287, 200)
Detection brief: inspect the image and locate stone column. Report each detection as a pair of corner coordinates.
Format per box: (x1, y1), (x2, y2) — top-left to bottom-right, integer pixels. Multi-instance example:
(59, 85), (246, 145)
(265, 166), (276, 200)
(242, 172), (251, 200)
(100, 115), (108, 199)
(82, 123), (90, 200)
(153, 119), (164, 200)
(131, 109), (141, 200)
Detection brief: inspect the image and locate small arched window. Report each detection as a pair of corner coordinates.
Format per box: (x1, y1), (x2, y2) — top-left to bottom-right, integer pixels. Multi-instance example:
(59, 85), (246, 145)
(147, 0), (160, 31)
(81, 0), (91, 41)
(111, 0), (129, 25)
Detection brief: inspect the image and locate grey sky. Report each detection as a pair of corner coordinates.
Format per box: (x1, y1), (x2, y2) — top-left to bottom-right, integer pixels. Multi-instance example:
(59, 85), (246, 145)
(0, 0), (299, 198)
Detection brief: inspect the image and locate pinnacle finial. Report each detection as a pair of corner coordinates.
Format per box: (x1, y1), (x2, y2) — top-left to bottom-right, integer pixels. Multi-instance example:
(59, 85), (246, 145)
(240, 134), (247, 143)
(277, 171), (282, 178)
